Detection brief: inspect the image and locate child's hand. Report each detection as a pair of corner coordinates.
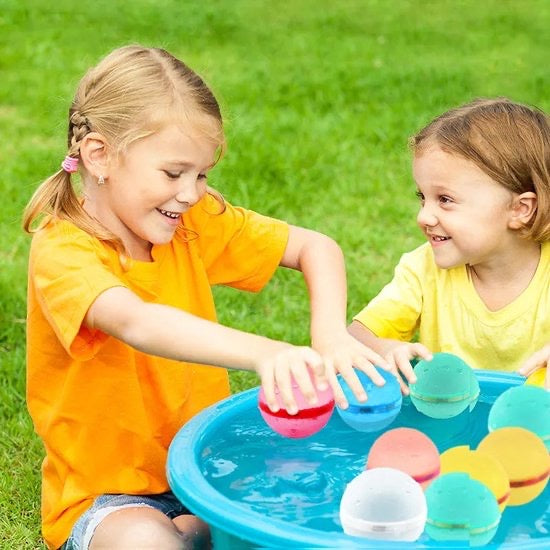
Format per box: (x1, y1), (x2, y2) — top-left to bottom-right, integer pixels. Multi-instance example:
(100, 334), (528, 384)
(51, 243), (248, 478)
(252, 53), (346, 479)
(384, 343), (432, 395)
(255, 345), (328, 415)
(312, 331), (392, 409)
(518, 344), (550, 389)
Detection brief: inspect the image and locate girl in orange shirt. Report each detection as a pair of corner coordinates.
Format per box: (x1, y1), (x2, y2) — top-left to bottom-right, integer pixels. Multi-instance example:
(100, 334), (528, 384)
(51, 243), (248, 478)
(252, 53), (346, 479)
(23, 45), (390, 550)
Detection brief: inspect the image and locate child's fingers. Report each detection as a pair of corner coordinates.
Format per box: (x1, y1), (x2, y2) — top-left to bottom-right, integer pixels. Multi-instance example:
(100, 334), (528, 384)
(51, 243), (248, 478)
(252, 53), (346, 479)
(390, 357), (410, 395)
(289, 356), (318, 407)
(324, 360), (349, 409)
(273, 361), (297, 415)
(396, 349), (420, 384)
(518, 348), (549, 376)
(375, 351), (409, 395)
(517, 363), (537, 377)
(301, 347), (329, 391)
(351, 355), (386, 387)
(391, 343), (431, 388)
(260, 371), (279, 413)
(357, 346), (391, 371)
(337, 361), (371, 402)
(409, 343), (433, 363)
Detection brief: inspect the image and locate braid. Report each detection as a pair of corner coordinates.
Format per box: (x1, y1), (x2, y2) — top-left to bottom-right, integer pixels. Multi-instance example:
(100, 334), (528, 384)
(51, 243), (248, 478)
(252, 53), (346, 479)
(23, 105), (122, 252)
(67, 111), (92, 156)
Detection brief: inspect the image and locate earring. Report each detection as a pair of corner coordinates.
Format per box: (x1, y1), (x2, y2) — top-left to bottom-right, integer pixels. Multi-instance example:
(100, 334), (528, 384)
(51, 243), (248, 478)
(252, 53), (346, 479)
(97, 175), (105, 186)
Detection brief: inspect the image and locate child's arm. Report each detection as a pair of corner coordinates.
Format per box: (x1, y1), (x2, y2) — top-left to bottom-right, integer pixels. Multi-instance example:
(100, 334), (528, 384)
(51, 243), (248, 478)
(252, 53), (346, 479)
(518, 344), (550, 389)
(280, 225), (394, 405)
(348, 320), (432, 393)
(85, 287), (326, 415)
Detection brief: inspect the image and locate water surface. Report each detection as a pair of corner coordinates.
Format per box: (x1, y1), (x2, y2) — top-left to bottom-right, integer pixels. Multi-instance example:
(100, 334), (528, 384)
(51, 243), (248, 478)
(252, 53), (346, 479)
(201, 396), (549, 544)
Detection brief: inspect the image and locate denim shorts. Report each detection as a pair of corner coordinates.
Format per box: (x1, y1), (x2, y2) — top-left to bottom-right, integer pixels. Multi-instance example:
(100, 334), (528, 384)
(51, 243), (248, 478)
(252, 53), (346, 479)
(60, 492), (191, 550)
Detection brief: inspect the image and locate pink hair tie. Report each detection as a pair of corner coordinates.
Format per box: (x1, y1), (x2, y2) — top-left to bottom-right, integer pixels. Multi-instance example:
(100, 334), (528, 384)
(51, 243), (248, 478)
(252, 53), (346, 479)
(61, 155), (79, 173)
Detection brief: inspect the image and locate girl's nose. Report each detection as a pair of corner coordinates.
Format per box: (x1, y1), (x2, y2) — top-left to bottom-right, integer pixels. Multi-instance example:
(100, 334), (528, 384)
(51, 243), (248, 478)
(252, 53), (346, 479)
(175, 179), (202, 206)
(416, 204), (438, 227)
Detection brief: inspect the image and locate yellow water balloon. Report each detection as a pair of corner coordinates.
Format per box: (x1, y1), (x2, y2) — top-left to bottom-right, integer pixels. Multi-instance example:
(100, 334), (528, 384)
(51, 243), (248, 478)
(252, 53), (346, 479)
(440, 446), (510, 511)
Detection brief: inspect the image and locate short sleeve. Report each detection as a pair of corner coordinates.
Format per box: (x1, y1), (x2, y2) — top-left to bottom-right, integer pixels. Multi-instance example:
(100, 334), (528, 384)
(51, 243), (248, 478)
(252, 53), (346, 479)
(353, 247), (426, 341)
(29, 222), (126, 358)
(185, 195), (289, 292)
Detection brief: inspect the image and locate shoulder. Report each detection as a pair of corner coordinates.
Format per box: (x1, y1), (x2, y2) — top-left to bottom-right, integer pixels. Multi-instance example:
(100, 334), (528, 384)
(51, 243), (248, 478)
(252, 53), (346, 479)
(183, 193), (287, 237)
(536, 241), (550, 283)
(32, 218), (97, 248)
(183, 193), (226, 226)
(396, 243), (462, 288)
(29, 218), (115, 270)
(398, 242), (436, 272)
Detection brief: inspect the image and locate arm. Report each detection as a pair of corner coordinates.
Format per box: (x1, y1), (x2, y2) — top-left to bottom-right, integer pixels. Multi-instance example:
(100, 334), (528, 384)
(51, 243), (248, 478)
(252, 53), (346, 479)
(346, 245), (436, 392)
(518, 344), (550, 389)
(280, 225), (391, 406)
(348, 319), (398, 355)
(85, 286), (326, 414)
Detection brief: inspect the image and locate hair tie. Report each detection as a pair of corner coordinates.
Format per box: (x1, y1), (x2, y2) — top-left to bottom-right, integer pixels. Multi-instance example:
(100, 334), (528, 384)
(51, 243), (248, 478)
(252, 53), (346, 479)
(61, 155), (79, 173)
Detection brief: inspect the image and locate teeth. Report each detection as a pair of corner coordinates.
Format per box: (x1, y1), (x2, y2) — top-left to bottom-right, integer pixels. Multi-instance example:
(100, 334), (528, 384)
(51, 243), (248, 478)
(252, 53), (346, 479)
(158, 209), (180, 219)
(432, 235), (449, 241)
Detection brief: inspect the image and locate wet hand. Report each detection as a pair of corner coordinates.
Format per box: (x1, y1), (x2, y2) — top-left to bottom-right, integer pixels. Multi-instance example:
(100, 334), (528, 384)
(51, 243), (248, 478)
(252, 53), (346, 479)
(384, 343), (432, 395)
(518, 344), (550, 390)
(256, 345), (328, 414)
(312, 331), (390, 409)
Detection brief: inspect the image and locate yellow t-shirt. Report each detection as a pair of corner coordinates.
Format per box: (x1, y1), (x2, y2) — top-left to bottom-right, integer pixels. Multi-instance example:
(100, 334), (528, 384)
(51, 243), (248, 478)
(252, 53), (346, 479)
(26, 194), (289, 549)
(354, 242), (550, 372)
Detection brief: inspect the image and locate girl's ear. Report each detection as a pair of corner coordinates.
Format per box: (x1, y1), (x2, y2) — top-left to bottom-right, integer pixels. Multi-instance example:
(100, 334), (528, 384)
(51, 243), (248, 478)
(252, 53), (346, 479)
(79, 132), (111, 178)
(508, 191), (538, 230)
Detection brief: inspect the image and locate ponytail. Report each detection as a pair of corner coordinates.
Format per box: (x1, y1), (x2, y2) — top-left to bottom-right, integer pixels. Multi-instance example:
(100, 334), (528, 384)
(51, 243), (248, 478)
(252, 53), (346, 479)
(23, 169), (77, 232)
(22, 166), (123, 252)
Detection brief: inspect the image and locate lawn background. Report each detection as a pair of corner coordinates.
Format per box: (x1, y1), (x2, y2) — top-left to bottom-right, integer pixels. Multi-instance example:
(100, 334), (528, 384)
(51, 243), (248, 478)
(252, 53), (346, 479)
(0, 0), (548, 547)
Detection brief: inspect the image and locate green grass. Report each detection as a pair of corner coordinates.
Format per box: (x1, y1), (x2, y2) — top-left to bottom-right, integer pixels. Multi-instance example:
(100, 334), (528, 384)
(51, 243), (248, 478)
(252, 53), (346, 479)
(0, 0), (548, 547)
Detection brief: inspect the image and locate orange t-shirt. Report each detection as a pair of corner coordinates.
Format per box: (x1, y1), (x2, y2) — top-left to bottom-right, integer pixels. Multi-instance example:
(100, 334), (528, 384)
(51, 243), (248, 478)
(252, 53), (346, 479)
(26, 194), (289, 549)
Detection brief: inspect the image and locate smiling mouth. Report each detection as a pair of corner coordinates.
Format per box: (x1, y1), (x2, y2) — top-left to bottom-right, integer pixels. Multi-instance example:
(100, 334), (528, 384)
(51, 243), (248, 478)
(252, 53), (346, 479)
(157, 208), (181, 219)
(430, 235), (450, 242)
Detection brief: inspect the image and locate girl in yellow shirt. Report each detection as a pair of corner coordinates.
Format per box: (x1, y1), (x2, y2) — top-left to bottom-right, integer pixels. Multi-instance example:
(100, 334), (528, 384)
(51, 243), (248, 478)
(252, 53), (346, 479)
(23, 45), (388, 550)
(350, 98), (550, 391)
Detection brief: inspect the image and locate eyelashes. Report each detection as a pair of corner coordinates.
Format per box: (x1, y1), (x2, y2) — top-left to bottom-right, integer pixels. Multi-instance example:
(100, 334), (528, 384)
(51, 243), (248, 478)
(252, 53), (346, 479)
(164, 171), (208, 181)
(415, 191), (454, 205)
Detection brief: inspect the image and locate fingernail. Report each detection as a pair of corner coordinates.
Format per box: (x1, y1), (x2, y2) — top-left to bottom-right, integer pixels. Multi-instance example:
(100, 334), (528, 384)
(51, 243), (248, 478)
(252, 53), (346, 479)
(288, 405), (298, 415)
(316, 381), (328, 391)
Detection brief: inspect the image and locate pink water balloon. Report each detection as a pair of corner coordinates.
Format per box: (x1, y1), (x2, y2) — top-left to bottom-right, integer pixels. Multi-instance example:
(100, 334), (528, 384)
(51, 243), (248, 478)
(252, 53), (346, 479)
(258, 381), (335, 438)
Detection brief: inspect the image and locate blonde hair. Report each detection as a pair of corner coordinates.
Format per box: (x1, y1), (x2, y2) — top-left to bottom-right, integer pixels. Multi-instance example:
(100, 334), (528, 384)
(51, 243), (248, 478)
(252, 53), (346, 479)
(410, 98), (550, 242)
(23, 45), (226, 251)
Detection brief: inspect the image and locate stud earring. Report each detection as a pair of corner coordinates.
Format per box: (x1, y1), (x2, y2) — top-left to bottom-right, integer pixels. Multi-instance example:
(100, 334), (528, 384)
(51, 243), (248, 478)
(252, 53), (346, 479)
(97, 175), (105, 186)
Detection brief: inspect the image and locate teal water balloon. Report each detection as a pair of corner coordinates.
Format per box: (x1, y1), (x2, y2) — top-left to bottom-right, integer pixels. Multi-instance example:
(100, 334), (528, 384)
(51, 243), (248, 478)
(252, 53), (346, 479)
(488, 384), (550, 451)
(409, 353), (479, 419)
(425, 472), (501, 547)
